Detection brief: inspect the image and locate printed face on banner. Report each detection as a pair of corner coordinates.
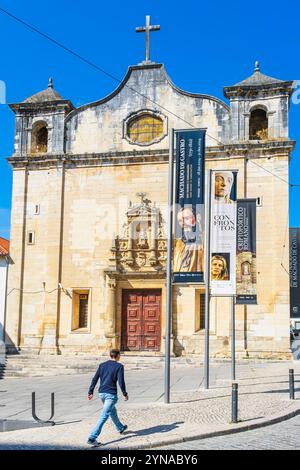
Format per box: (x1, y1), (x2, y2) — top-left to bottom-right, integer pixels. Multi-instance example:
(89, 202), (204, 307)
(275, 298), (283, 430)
(173, 205), (204, 274)
(214, 172), (236, 204)
(210, 170), (237, 295)
(211, 253), (230, 281)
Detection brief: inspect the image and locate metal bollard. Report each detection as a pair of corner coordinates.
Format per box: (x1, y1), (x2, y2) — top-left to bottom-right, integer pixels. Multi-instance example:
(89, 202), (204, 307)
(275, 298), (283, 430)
(231, 383), (238, 423)
(289, 369), (295, 400)
(32, 392), (55, 425)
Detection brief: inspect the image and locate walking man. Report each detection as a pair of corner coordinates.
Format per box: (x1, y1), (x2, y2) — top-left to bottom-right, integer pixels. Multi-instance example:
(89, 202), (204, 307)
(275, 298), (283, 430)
(87, 349), (128, 447)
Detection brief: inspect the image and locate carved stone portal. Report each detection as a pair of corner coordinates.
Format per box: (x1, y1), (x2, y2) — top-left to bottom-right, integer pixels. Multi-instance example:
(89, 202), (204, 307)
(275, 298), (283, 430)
(109, 194), (167, 272)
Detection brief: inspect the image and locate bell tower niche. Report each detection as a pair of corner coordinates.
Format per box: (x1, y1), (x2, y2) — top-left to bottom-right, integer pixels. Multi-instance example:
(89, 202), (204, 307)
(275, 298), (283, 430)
(224, 62), (293, 142)
(9, 78), (74, 157)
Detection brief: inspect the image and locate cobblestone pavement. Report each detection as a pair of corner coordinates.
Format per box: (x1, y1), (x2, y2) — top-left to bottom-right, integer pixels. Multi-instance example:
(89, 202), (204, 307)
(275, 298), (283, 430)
(0, 360), (299, 449)
(0, 365), (204, 422)
(159, 413), (300, 450)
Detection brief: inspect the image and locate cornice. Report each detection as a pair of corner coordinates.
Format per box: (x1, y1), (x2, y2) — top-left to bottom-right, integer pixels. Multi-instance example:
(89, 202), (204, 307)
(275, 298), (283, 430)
(104, 269), (166, 280)
(7, 140), (295, 170)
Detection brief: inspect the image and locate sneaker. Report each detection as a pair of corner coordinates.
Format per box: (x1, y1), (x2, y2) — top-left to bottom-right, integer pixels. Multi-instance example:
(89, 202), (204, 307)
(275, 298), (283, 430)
(87, 438), (101, 447)
(119, 425), (128, 434)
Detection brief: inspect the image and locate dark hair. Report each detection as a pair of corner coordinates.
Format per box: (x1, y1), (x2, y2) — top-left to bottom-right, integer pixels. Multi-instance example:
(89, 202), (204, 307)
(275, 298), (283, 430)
(110, 349), (121, 359)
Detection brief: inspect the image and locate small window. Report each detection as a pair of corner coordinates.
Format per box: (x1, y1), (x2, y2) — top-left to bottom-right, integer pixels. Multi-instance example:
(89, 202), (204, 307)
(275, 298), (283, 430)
(199, 294), (206, 330)
(249, 109), (268, 140)
(34, 204), (40, 215)
(31, 121), (48, 153)
(72, 290), (89, 330)
(27, 231), (35, 245)
(257, 197), (263, 207)
(127, 113), (164, 144)
(195, 293), (206, 331)
(79, 295), (89, 328)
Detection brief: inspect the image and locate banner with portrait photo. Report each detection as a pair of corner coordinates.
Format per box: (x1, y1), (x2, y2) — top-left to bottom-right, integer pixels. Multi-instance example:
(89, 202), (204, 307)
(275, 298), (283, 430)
(236, 199), (257, 304)
(290, 228), (300, 318)
(173, 129), (206, 284)
(210, 170), (237, 295)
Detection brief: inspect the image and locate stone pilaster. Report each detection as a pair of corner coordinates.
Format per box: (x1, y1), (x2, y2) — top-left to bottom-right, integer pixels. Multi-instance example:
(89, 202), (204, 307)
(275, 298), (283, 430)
(105, 278), (118, 349)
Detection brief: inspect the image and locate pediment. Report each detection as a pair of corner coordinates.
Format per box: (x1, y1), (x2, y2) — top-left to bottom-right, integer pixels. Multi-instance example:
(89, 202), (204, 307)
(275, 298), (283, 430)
(65, 63), (230, 154)
(66, 63), (229, 119)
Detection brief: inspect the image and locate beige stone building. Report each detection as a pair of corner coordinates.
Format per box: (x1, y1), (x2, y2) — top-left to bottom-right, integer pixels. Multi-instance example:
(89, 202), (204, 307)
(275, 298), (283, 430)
(4, 57), (295, 358)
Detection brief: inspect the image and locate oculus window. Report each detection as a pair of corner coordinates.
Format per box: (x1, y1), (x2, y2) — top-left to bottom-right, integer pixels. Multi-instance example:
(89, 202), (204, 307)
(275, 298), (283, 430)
(126, 113), (164, 145)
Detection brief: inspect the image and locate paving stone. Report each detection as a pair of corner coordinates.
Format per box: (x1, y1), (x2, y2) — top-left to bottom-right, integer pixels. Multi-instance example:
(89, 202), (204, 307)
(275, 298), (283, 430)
(0, 360), (299, 449)
(161, 414), (300, 450)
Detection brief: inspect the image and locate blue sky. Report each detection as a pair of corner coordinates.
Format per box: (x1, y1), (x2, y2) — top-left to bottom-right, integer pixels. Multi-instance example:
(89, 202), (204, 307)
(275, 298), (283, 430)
(0, 0), (299, 239)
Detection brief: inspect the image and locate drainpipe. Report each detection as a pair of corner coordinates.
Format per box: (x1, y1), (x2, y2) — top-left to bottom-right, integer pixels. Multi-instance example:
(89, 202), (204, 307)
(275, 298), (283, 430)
(55, 157), (66, 351)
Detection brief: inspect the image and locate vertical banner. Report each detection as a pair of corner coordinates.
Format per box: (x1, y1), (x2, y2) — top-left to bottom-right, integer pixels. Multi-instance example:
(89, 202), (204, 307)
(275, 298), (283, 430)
(173, 129), (206, 284)
(236, 199), (257, 304)
(290, 228), (300, 318)
(210, 170), (237, 295)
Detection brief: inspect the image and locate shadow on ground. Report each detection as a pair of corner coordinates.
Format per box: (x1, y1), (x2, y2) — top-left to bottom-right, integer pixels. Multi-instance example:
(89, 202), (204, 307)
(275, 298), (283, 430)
(0, 421), (185, 450)
(103, 421), (184, 446)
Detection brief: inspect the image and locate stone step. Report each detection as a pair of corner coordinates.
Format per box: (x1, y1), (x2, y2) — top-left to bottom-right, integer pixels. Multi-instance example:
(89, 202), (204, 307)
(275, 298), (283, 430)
(2, 352), (263, 379)
(5, 354), (165, 360)
(3, 369), (94, 378)
(0, 353), (174, 378)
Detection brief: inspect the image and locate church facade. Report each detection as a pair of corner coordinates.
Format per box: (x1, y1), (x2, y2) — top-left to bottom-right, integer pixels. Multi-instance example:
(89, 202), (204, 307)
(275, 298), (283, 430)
(4, 57), (295, 358)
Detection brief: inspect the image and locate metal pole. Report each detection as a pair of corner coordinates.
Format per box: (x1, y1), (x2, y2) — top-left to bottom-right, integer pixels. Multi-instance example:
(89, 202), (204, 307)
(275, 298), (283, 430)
(164, 128), (174, 404)
(204, 170), (212, 389)
(231, 383), (238, 423)
(231, 296), (236, 382)
(289, 369), (295, 400)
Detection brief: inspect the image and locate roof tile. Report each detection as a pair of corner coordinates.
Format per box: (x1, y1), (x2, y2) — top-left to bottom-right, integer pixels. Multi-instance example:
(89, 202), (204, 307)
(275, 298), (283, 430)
(0, 237), (9, 256)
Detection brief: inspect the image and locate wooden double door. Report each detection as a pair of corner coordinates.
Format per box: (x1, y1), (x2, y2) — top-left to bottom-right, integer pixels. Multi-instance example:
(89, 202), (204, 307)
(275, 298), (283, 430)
(121, 290), (161, 351)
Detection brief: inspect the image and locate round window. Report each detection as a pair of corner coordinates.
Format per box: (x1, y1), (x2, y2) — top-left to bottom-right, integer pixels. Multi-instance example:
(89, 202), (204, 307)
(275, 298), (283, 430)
(127, 114), (164, 144)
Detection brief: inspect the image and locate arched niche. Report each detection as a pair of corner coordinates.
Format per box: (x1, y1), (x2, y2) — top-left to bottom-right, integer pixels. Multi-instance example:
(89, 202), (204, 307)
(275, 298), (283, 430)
(249, 108), (268, 140)
(31, 121), (48, 153)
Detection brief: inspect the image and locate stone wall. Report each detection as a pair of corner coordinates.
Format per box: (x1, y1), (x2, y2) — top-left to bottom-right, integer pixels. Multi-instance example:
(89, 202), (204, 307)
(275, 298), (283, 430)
(5, 148), (292, 358)
(5, 63), (294, 358)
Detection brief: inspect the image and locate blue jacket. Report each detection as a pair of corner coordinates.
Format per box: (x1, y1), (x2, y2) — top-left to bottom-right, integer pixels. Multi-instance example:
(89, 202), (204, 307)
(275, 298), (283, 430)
(88, 360), (128, 397)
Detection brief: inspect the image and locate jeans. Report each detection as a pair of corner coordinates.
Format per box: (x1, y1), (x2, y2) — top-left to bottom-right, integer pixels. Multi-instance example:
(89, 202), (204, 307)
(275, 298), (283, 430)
(88, 393), (124, 441)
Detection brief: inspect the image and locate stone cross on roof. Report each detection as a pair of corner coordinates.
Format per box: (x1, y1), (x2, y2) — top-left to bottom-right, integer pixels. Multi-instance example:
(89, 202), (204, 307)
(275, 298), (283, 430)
(136, 15), (160, 64)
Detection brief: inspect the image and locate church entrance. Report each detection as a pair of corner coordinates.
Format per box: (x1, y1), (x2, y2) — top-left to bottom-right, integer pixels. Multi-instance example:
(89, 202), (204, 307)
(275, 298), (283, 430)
(121, 289), (161, 351)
